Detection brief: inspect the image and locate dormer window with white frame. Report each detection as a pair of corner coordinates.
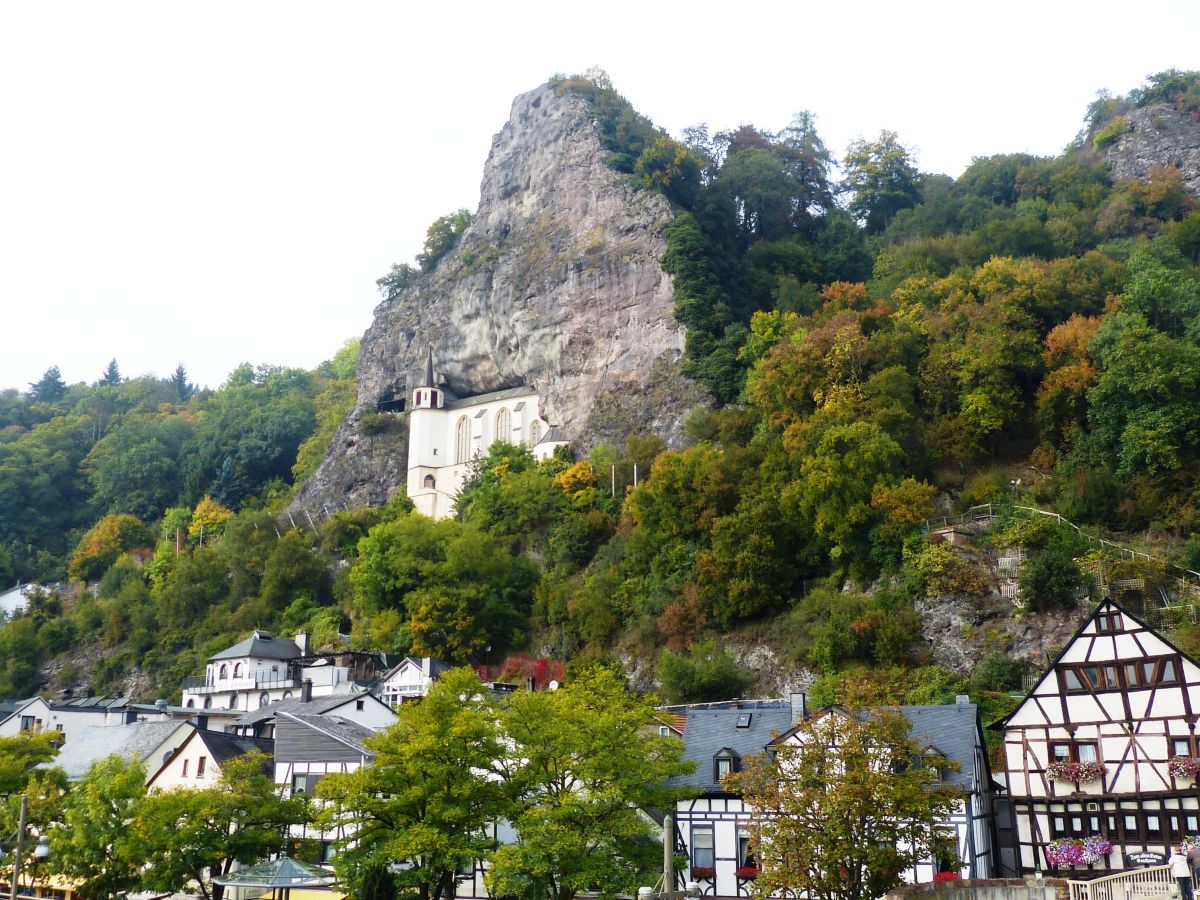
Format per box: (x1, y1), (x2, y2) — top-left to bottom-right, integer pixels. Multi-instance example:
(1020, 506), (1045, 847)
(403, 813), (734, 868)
(714, 747), (739, 782)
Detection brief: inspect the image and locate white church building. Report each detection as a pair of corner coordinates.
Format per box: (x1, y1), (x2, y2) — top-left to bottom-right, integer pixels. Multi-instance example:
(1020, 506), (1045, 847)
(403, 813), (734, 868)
(406, 347), (567, 519)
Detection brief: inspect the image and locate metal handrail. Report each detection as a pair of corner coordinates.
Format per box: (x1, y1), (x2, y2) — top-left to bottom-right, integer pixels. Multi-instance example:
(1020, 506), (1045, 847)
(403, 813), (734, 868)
(1067, 864), (1177, 900)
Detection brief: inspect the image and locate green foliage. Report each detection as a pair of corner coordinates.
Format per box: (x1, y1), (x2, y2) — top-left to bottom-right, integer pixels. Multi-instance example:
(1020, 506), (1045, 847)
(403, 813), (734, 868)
(319, 668), (511, 900)
(728, 706), (962, 900)
(1019, 543), (1084, 612)
(68, 513), (154, 581)
(843, 131), (922, 234)
(657, 639), (755, 703)
(52, 755), (148, 900)
(0, 731), (60, 794)
(417, 209), (473, 272)
(376, 263), (419, 300)
(488, 668), (694, 900)
(970, 651), (1029, 693)
(1093, 116), (1132, 149)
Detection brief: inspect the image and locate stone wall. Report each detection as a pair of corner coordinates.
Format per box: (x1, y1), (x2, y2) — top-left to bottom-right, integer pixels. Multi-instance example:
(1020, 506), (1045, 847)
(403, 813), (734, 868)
(882, 877), (1070, 900)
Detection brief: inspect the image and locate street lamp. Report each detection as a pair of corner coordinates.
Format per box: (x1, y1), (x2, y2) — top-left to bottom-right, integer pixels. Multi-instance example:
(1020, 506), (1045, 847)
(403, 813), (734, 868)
(7, 794), (49, 900)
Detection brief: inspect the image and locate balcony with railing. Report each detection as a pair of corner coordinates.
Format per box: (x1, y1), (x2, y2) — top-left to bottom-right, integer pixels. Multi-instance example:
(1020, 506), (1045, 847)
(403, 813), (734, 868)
(181, 673), (303, 694)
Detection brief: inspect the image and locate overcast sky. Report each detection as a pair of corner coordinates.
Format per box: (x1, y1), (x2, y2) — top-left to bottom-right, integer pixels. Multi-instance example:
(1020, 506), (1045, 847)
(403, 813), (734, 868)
(2, 1), (1198, 391)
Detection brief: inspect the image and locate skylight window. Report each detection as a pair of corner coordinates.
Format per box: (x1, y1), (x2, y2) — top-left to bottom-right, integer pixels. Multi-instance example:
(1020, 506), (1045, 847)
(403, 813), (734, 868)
(736, 713), (752, 729)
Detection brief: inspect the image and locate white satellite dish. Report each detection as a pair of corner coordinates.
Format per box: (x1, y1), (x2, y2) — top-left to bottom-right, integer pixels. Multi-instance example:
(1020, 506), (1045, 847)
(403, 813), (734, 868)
(548, 679), (560, 691)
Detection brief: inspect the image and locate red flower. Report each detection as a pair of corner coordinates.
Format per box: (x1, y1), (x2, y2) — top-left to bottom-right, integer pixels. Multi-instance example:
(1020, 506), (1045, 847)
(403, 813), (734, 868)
(691, 867), (715, 880)
(933, 871), (960, 883)
(735, 866), (759, 879)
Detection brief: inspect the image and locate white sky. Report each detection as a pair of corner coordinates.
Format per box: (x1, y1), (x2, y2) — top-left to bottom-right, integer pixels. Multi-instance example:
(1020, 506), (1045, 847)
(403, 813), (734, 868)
(1, 1), (1198, 391)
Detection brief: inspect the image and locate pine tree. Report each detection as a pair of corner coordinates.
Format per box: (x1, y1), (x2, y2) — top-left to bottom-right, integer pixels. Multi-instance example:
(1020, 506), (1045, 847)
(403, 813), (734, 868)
(101, 359), (121, 386)
(171, 364), (195, 403)
(27, 366), (66, 402)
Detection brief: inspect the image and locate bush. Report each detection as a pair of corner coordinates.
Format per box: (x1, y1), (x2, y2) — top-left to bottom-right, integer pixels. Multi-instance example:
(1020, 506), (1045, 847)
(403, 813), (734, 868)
(1093, 117), (1132, 150)
(658, 639), (755, 703)
(1020, 544), (1083, 612)
(969, 651), (1029, 693)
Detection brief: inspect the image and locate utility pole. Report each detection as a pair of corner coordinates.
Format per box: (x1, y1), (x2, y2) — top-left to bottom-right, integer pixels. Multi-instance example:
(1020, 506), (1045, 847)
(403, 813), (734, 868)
(10, 793), (26, 900)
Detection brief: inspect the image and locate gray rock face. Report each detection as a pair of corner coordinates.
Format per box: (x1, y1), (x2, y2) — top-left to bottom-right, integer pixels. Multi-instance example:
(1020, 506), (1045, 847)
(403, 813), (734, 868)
(294, 83), (708, 512)
(1104, 102), (1200, 197)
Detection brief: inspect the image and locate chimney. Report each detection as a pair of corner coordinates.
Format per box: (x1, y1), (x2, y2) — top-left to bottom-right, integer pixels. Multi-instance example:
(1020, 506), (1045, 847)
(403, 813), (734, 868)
(125, 709), (138, 724)
(196, 714), (208, 731)
(295, 632), (311, 656)
(955, 694), (970, 706)
(155, 698), (168, 711)
(302, 680), (313, 702)
(790, 692), (808, 724)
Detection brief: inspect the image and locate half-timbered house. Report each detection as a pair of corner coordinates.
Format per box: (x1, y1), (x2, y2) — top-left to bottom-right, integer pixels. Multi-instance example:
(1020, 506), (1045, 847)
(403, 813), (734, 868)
(1000, 599), (1200, 874)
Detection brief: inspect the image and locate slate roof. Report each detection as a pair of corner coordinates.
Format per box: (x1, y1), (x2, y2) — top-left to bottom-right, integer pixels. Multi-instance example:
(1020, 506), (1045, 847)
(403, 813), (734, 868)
(279, 712), (375, 756)
(210, 630), (301, 661)
(535, 426), (567, 446)
(445, 385), (535, 410)
(666, 700), (795, 793)
(53, 721), (189, 780)
(898, 703), (982, 790)
(233, 691), (376, 727)
(195, 730), (275, 765)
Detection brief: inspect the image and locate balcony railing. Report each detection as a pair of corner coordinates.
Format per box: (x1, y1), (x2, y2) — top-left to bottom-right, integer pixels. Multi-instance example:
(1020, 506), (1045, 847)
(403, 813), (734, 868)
(182, 674), (303, 694)
(1068, 864), (1177, 900)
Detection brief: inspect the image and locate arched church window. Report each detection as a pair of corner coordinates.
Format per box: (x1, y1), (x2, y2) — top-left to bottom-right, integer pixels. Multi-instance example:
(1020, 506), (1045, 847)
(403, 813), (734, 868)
(219, 664), (228, 679)
(185, 698), (195, 708)
(233, 663), (243, 679)
(424, 474), (436, 489)
(529, 420), (542, 449)
(203, 697), (212, 709)
(495, 408), (511, 444)
(455, 416), (471, 464)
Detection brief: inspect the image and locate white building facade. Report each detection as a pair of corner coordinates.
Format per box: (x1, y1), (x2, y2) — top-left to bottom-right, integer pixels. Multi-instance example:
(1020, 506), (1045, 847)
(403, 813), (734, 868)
(405, 348), (567, 520)
(1001, 599), (1200, 874)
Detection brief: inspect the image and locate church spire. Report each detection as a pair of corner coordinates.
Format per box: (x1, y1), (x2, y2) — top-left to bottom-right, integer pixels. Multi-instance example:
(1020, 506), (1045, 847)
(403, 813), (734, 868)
(422, 345), (435, 388)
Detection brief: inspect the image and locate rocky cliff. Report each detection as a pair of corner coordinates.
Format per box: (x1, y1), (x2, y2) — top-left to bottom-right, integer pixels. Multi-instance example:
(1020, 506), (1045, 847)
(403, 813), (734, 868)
(1103, 102), (1200, 197)
(294, 83), (708, 512)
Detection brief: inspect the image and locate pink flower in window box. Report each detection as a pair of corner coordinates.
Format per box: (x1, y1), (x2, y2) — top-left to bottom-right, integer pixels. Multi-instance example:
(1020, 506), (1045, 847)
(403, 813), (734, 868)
(735, 866), (759, 880)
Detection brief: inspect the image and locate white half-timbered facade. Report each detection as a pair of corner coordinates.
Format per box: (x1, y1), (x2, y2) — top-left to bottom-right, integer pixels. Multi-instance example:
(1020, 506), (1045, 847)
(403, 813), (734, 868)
(1001, 599), (1200, 874)
(769, 701), (996, 884)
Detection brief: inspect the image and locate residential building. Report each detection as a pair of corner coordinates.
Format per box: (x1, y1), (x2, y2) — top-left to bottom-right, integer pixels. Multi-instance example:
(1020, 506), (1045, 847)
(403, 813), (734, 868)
(273, 710), (377, 864)
(669, 694), (996, 896)
(1000, 598), (1200, 874)
(0, 696), (52, 737)
(51, 720), (194, 782)
(180, 630), (385, 712)
(147, 728), (274, 791)
(231, 691), (396, 739)
(405, 347), (567, 520)
(669, 699), (798, 899)
(379, 657), (452, 707)
(768, 700), (997, 884)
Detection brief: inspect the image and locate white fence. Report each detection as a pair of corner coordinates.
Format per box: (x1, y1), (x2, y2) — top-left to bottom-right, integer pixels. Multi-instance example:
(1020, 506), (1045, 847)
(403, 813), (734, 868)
(1067, 864), (1178, 900)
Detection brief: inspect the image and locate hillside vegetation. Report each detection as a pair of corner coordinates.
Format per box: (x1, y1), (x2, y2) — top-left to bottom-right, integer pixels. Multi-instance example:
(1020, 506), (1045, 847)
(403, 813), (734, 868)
(4, 70), (1200, 710)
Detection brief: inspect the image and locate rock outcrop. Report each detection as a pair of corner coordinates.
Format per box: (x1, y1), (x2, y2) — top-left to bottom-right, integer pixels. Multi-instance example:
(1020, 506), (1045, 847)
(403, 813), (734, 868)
(294, 83), (708, 512)
(1103, 102), (1200, 197)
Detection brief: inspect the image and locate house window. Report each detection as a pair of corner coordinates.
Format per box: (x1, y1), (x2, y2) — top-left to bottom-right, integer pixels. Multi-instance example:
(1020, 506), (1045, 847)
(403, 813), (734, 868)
(196, 756), (206, 777)
(356, 700), (365, 711)
(1050, 742), (1098, 764)
(1062, 657), (1181, 692)
(292, 773), (324, 795)
(185, 698), (195, 708)
(738, 830), (754, 867)
(203, 697), (212, 709)
(19, 716), (35, 732)
(659, 725), (671, 737)
(424, 474), (436, 489)
(182, 759), (189, 777)
(529, 420), (542, 448)
(228, 695), (238, 710)
(495, 408), (511, 443)
(716, 757), (732, 779)
(219, 664), (228, 679)
(1146, 815), (1163, 839)
(1174, 738), (1195, 758)
(692, 825), (714, 869)
(1051, 815), (1067, 837)
(234, 663), (243, 678)
(259, 693), (270, 709)
(736, 713), (752, 729)
(455, 416), (471, 464)
(1096, 612), (1123, 633)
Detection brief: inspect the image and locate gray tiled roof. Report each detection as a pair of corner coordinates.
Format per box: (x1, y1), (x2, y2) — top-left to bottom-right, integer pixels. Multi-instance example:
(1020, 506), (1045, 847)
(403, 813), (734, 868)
(898, 703), (981, 790)
(282, 713), (375, 756)
(210, 630), (301, 661)
(233, 691), (374, 727)
(196, 730), (275, 766)
(667, 700), (795, 793)
(53, 721), (189, 780)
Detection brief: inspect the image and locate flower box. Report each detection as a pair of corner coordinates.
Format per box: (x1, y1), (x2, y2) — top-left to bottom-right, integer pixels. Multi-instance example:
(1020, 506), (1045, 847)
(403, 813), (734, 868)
(735, 866), (759, 880)
(691, 867), (715, 880)
(1046, 761), (1106, 784)
(1169, 757), (1200, 780)
(932, 871), (961, 883)
(1045, 836), (1112, 867)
